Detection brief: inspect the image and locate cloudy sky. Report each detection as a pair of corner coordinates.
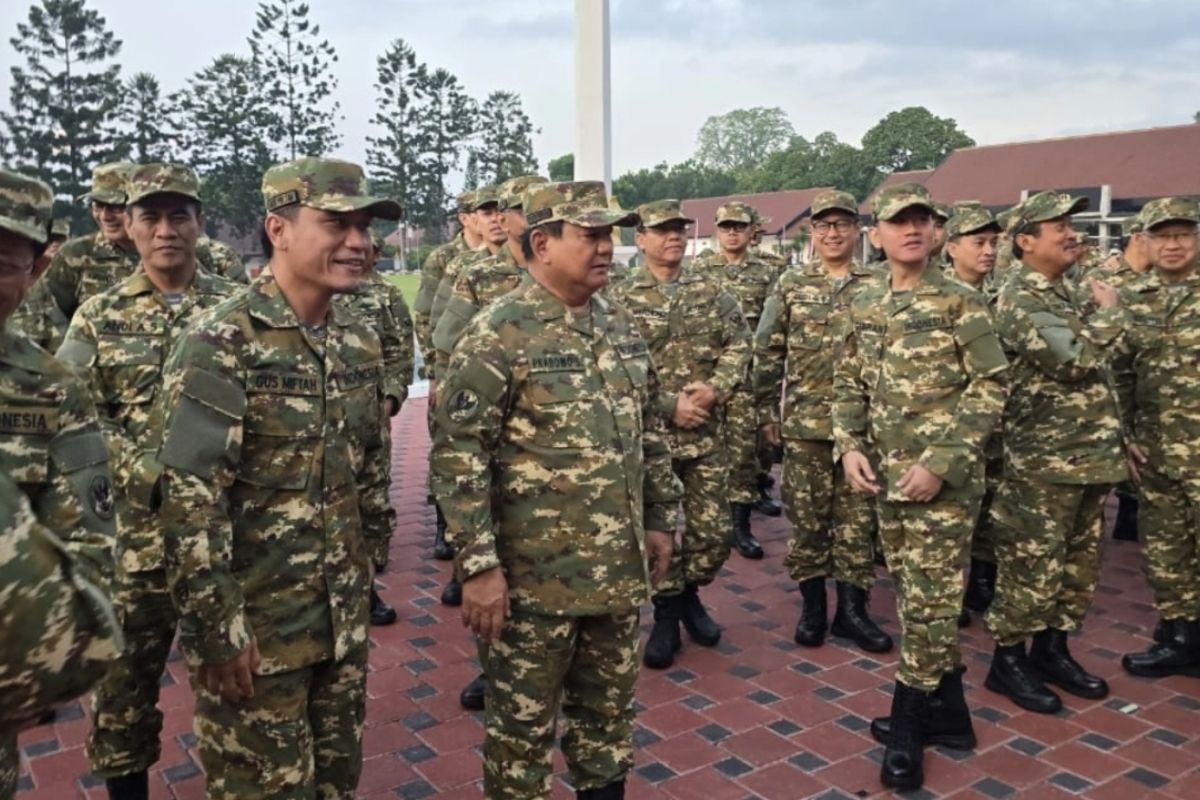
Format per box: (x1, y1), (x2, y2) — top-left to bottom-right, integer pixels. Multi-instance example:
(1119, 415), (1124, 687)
(3, 0), (1198, 177)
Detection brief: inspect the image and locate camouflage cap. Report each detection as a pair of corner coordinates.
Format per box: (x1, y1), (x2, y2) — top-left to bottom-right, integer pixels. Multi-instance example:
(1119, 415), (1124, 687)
(872, 182), (936, 222)
(456, 190), (477, 214)
(946, 206), (1001, 238)
(811, 189), (859, 218)
(465, 185), (502, 212)
(1140, 196), (1200, 231)
(523, 181), (637, 230)
(715, 202), (755, 224)
(125, 163), (202, 206)
(78, 161), (136, 204)
(932, 202), (953, 222)
(0, 168), (53, 244)
(1120, 211), (1144, 236)
(1007, 190), (1089, 234)
(49, 218), (71, 239)
(262, 157), (402, 221)
(636, 199), (694, 228)
(499, 175), (549, 210)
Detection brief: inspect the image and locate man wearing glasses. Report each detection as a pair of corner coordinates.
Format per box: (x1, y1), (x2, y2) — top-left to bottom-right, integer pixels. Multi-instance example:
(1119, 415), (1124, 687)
(755, 190), (893, 654)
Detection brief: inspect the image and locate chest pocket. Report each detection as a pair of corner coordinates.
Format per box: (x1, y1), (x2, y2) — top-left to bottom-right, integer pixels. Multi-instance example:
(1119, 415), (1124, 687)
(898, 317), (963, 389)
(96, 335), (164, 405)
(335, 361), (383, 453)
(240, 370), (323, 490)
(79, 266), (125, 300)
(523, 349), (604, 450)
(0, 403), (58, 484)
(789, 297), (831, 351)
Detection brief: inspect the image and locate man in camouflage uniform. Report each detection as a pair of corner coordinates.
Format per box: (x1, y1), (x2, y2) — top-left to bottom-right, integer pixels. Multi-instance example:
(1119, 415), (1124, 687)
(612, 199), (750, 671)
(834, 183), (1008, 791)
(930, 202), (951, 264)
(54, 164), (240, 799)
(1116, 197), (1200, 678)
(749, 209), (788, 270)
(756, 190), (893, 654)
(196, 235), (248, 283)
(430, 181), (681, 800)
(984, 191), (1127, 715)
(695, 201), (785, 559)
(413, 190), (482, 369)
(43, 162), (141, 319)
(10, 218), (71, 352)
(153, 157), (396, 798)
(942, 204), (1005, 622)
(0, 168), (122, 800)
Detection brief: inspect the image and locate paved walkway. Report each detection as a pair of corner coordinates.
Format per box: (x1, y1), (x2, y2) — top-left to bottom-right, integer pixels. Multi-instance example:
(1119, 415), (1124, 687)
(14, 398), (1200, 799)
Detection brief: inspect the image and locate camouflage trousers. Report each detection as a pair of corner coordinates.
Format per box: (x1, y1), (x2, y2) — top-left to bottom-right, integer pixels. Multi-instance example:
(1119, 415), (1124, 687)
(877, 498), (976, 692)
(1, 732), (16, 800)
(723, 385), (772, 504)
(1137, 467), (1200, 620)
(985, 477), (1111, 647)
(781, 439), (876, 588)
(658, 452), (732, 596)
(484, 608), (639, 799)
(191, 646), (368, 800)
(86, 568), (176, 778)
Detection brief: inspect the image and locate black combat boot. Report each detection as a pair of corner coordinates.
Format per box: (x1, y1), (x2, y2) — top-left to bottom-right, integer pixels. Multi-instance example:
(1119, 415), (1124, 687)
(680, 584), (721, 646)
(1123, 619), (1200, 678)
(870, 667), (976, 751)
(1029, 628), (1109, 699)
(753, 473), (783, 517)
(369, 587), (398, 626)
(963, 558), (997, 613)
(1112, 493), (1139, 541)
(731, 503), (764, 559)
(1153, 617), (1177, 644)
(440, 576), (462, 607)
(105, 771), (149, 800)
(880, 682), (929, 791)
(985, 641), (1062, 713)
(794, 577), (828, 646)
(459, 673), (487, 710)
(830, 581), (893, 653)
(577, 778), (625, 799)
(433, 504), (454, 560)
(644, 594), (683, 669)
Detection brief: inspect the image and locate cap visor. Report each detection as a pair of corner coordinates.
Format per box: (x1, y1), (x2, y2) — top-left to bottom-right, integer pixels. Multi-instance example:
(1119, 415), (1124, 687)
(647, 215), (695, 227)
(313, 196), (403, 222)
(565, 209), (639, 228)
(877, 200), (935, 221)
(0, 215), (49, 245)
(1065, 197), (1090, 216)
(79, 191), (126, 205)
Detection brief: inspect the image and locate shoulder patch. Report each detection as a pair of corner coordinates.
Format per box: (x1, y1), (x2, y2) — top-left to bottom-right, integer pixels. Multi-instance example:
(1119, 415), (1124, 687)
(447, 388), (480, 423)
(88, 474), (115, 521)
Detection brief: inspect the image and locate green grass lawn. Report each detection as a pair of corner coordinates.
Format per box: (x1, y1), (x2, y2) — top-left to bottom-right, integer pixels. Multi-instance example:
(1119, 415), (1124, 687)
(384, 272), (421, 307)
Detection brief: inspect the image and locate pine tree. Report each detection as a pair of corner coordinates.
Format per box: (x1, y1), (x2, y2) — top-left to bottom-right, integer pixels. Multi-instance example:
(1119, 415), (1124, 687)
(410, 68), (476, 243)
(1, 0), (126, 213)
(172, 54), (279, 238)
(470, 90), (539, 186)
(249, 0), (342, 159)
(119, 72), (176, 162)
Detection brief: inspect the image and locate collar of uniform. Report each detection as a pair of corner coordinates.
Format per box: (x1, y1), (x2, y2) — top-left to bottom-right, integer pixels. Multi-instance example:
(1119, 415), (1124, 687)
(627, 265), (657, 288)
(116, 269), (158, 298)
(528, 280), (568, 322)
(248, 273), (348, 329)
(1015, 262), (1064, 295)
(92, 230), (137, 257)
(913, 263), (950, 295)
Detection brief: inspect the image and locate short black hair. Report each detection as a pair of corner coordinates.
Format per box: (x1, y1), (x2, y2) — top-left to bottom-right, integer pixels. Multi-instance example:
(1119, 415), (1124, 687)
(259, 206), (301, 258)
(1011, 221), (1043, 260)
(521, 221), (564, 261)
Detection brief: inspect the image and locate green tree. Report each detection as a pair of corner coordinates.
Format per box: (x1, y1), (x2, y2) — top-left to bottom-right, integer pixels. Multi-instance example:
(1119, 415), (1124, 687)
(748, 131), (877, 199)
(548, 153), (574, 182)
(119, 72), (176, 162)
(249, 0), (341, 158)
(694, 107), (795, 174)
(366, 38), (428, 269)
(410, 68), (476, 243)
(2, 0), (126, 215)
(469, 90), (539, 186)
(613, 159), (737, 209)
(1194, 110), (1199, 123)
(860, 106), (974, 174)
(173, 54), (279, 238)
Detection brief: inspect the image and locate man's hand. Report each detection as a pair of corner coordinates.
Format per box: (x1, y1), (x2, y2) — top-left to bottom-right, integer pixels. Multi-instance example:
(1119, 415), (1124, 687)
(683, 381), (717, 411)
(761, 422), (782, 448)
(897, 464), (944, 503)
(672, 391), (710, 429)
(842, 451), (881, 495)
(462, 567), (509, 644)
(1088, 278), (1119, 309)
(199, 639), (261, 704)
(646, 530), (674, 587)
(1126, 441), (1149, 487)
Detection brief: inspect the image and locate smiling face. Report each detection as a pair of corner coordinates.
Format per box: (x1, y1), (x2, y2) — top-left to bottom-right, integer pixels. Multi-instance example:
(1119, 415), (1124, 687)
(92, 201), (130, 244)
(266, 205), (373, 295)
(1146, 221), (1198, 275)
(812, 211), (857, 264)
(126, 195), (204, 275)
(869, 206), (935, 269)
(1016, 215), (1078, 274)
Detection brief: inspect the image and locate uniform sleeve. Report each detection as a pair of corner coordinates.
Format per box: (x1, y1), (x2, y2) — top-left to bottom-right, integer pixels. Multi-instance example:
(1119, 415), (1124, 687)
(995, 289), (1128, 383)
(709, 290), (751, 405)
(0, 476), (122, 727)
(641, 358), (684, 533)
(428, 257), (465, 353)
(384, 284), (414, 411)
(359, 361), (395, 568)
(831, 312), (869, 461)
(1111, 288), (1142, 439)
(413, 246), (453, 370)
(752, 279), (788, 426)
(432, 269), (481, 380)
(429, 321), (511, 579)
(916, 297), (1010, 487)
(42, 247), (79, 318)
(155, 331), (252, 667)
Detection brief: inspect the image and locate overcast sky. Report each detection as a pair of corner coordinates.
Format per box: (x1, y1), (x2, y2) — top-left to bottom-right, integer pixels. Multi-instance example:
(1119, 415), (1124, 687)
(3, 0), (1198, 179)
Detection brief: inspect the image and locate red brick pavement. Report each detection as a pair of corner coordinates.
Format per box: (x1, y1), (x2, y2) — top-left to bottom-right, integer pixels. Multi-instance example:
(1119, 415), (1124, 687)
(15, 398), (1200, 799)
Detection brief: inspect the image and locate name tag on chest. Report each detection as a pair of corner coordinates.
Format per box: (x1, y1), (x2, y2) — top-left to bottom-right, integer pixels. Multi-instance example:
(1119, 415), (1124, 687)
(247, 370), (322, 395)
(530, 353), (585, 373)
(0, 405), (59, 434)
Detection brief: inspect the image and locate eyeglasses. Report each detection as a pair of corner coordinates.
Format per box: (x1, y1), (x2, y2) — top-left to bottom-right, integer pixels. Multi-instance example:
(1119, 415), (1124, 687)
(717, 222), (750, 232)
(812, 220), (856, 235)
(1146, 231), (1198, 245)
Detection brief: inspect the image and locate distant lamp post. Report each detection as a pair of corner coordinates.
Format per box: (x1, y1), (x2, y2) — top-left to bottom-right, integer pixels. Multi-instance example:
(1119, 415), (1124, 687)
(574, 0), (612, 192)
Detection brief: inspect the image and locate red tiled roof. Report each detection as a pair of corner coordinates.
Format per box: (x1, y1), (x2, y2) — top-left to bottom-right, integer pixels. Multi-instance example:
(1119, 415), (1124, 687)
(858, 169), (934, 214)
(682, 188), (834, 238)
(922, 123), (1200, 208)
